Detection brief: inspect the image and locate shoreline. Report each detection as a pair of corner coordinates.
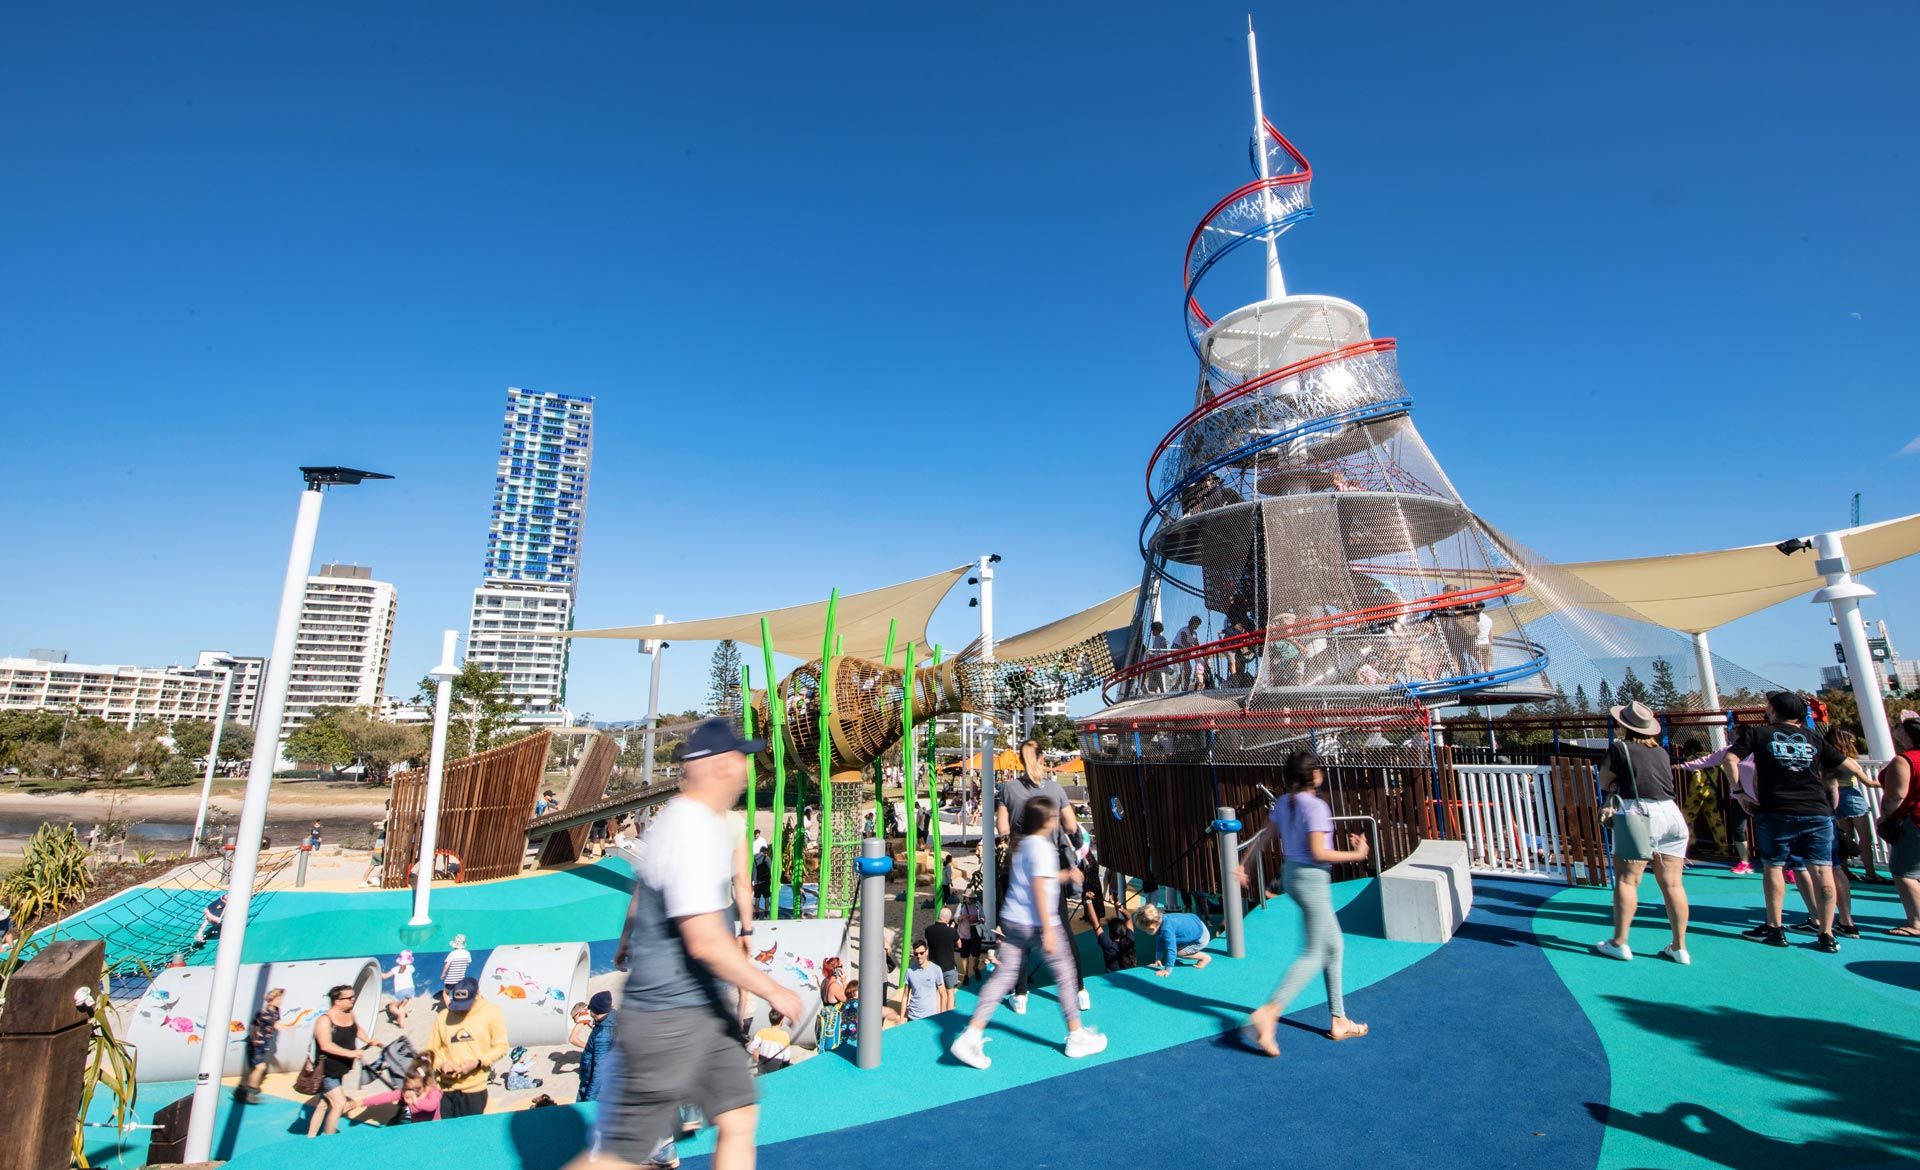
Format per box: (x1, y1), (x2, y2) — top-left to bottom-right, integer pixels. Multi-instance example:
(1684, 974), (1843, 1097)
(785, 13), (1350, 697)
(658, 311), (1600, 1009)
(0, 784), (393, 853)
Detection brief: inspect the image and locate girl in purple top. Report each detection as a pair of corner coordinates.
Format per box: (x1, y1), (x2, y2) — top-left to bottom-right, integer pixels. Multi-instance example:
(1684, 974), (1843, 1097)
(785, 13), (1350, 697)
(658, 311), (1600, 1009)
(1233, 750), (1370, 1056)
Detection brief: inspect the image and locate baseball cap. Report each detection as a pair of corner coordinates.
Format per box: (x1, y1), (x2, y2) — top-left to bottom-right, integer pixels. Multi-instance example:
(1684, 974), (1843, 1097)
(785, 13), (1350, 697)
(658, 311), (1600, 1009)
(681, 717), (764, 761)
(449, 977), (479, 1009)
(1766, 690), (1808, 722)
(588, 990), (614, 1014)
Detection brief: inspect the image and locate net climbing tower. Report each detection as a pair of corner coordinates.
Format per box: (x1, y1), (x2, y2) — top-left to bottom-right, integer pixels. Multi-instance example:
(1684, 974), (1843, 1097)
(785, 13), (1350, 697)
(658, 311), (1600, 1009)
(1082, 27), (1568, 892)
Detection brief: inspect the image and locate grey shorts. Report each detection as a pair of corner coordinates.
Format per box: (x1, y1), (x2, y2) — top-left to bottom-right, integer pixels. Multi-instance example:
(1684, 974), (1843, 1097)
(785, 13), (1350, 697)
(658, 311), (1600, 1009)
(599, 1006), (755, 1163)
(942, 968), (959, 988)
(1892, 827), (1920, 880)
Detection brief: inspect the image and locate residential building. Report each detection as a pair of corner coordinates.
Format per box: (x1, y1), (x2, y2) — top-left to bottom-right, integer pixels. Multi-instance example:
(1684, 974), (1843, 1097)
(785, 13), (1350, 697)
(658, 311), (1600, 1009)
(0, 653), (232, 728)
(189, 651), (266, 726)
(283, 564), (397, 734)
(1820, 618), (1920, 696)
(465, 387), (595, 726)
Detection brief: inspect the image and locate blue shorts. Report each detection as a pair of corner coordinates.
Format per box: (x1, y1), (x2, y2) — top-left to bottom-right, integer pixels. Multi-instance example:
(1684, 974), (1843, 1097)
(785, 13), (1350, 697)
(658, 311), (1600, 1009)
(1755, 814), (1834, 869)
(1836, 787), (1870, 819)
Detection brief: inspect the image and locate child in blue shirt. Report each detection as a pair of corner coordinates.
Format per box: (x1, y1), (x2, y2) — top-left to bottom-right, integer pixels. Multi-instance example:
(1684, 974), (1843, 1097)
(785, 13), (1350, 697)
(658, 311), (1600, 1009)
(1133, 905), (1213, 977)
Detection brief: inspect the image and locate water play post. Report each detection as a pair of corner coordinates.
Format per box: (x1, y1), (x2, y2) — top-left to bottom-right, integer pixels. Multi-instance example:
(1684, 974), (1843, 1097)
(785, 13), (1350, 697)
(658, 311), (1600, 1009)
(856, 837), (892, 1070)
(1215, 806), (1245, 959)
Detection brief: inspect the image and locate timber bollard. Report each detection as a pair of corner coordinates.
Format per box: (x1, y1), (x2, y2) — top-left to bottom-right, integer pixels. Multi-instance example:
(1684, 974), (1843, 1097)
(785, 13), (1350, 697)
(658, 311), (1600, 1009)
(1213, 808), (1245, 959)
(855, 838), (892, 1070)
(0, 939), (106, 1170)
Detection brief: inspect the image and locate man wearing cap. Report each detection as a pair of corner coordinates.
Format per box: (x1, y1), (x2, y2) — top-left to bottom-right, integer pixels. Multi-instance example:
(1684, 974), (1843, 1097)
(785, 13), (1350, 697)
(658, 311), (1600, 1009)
(571, 718), (801, 1170)
(1728, 690), (1873, 952)
(577, 990), (616, 1103)
(428, 976), (509, 1117)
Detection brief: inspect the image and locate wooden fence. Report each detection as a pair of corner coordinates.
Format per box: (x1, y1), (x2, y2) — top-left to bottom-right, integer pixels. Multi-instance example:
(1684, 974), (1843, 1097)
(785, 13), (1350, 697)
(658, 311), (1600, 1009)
(381, 732), (551, 888)
(537, 733), (618, 867)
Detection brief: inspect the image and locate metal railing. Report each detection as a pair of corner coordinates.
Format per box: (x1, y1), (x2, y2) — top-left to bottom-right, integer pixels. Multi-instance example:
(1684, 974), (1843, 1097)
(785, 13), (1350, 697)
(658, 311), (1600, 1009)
(1452, 764), (1564, 880)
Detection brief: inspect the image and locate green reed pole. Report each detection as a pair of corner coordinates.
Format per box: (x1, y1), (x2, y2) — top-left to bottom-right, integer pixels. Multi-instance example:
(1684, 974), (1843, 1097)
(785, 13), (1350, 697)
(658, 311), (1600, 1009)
(761, 618), (788, 921)
(898, 641), (919, 992)
(742, 663), (758, 866)
(818, 589), (840, 914)
(926, 644), (945, 906)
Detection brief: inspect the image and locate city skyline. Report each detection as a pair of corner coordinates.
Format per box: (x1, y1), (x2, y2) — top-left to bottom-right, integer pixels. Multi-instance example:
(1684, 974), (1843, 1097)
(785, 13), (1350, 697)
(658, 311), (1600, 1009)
(4, 5), (1918, 718)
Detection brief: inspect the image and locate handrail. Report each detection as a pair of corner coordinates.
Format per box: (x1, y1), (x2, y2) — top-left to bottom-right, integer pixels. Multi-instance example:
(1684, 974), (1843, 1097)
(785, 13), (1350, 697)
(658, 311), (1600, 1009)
(1184, 117), (1314, 347)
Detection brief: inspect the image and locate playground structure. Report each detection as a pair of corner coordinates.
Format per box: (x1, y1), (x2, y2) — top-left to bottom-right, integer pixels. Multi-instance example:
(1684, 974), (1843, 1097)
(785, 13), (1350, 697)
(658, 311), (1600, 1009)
(1078, 29), (1791, 897)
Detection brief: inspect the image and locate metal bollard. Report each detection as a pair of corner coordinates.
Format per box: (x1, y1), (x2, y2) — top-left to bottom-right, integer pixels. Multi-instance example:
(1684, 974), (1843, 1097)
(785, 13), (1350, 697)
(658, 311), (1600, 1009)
(1213, 807), (1245, 959)
(295, 844), (311, 888)
(855, 838), (893, 1070)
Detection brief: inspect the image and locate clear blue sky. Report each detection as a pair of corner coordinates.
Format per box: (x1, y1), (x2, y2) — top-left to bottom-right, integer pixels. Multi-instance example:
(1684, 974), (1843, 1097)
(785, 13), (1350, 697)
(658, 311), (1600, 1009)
(4, 3), (1918, 718)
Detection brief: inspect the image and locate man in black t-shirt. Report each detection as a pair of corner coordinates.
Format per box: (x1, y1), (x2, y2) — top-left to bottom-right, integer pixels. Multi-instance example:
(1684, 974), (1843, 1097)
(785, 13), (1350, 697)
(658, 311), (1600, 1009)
(923, 908), (961, 1012)
(1728, 691), (1871, 951)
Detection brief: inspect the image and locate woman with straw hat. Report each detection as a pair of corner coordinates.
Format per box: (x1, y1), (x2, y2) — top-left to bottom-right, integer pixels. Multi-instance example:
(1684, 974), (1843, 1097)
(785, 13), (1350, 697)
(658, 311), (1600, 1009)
(1594, 701), (1691, 964)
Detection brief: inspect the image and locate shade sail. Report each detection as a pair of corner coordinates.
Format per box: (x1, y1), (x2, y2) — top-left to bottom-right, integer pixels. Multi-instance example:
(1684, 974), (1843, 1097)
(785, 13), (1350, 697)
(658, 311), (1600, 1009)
(561, 564), (970, 660)
(991, 589), (1139, 662)
(1503, 513), (1920, 635)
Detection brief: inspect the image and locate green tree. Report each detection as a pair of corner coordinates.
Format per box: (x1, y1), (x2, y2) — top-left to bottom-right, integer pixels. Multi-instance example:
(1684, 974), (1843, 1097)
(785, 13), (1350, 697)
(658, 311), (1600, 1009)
(1616, 666), (1650, 705)
(0, 709), (66, 772)
(68, 720), (137, 782)
(335, 707), (429, 784)
(1648, 657), (1682, 711)
(1034, 714), (1080, 753)
(1597, 678), (1614, 709)
(707, 640), (744, 718)
(284, 709), (353, 774)
(1572, 684), (1591, 714)
(216, 721), (255, 765)
(170, 718), (214, 763)
(1547, 684), (1573, 717)
(421, 664), (518, 758)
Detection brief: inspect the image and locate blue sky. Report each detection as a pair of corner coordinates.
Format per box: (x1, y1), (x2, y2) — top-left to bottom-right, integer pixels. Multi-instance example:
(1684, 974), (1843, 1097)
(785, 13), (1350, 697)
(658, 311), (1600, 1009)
(4, 2), (1918, 719)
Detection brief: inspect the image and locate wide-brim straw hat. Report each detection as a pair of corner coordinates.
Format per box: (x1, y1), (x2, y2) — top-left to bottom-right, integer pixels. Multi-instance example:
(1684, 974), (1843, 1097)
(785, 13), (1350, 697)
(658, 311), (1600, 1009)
(1609, 701), (1661, 739)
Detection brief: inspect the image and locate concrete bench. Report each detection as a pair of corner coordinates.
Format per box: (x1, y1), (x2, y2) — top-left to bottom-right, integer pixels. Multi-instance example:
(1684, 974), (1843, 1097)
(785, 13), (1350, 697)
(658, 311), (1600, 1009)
(1379, 840), (1472, 944)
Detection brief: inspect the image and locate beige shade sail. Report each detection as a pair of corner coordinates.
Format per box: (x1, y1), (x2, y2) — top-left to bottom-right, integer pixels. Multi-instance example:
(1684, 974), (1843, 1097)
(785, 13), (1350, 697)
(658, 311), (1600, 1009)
(561, 564), (970, 660)
(991, 589), (1139, 663)
(1499, 513), (1920, 634)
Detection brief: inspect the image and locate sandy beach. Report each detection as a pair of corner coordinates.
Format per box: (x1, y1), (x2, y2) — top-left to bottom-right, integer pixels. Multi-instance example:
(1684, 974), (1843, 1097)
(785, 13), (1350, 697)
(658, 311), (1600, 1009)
(0, 780), (393, 852)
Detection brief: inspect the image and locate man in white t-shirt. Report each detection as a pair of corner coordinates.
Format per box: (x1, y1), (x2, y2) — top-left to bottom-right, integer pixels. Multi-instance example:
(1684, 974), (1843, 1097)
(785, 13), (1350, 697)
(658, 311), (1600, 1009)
(570, 719), (800, 1170)
(1473, 607), (1494, 674)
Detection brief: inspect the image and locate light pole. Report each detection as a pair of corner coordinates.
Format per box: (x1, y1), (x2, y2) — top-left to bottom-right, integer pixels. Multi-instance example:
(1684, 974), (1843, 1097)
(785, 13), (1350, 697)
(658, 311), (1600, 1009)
(1807, 531), (1897, 759)
(184, 466), (389, 1164)
(189, 657), (237, 857)
(410, 630), (461, 927)
(640, 615), (669, 789)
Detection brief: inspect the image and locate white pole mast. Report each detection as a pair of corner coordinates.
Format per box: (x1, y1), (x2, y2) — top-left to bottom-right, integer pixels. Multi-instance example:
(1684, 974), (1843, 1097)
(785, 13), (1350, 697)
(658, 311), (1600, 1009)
(978, 555), (999, 934)
(189, 662), (235, 858)
(410, 630), (461, 926)
(1247, 17), (1286, 301)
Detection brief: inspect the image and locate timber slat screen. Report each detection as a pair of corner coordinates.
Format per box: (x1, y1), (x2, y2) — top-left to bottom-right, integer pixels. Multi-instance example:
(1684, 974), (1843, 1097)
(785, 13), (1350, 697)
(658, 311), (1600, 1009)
(1087, 754), (1434, 895)
(1550, 755), (1611, 887)
(382, 732), (552, 888)
(538, 733), (618, 867)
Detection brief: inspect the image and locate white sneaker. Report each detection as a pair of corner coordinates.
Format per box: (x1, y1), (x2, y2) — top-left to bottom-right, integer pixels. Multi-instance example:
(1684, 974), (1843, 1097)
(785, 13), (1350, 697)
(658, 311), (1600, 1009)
(949, 1028), (991, 1069)
(1658, 944), (1691, 966)
(1009, 993), (1027, 1015)
(1594, 940), (1633, 962)
(1077, 988), (1091, 1012)
(1064, 1027), (1108, 1059)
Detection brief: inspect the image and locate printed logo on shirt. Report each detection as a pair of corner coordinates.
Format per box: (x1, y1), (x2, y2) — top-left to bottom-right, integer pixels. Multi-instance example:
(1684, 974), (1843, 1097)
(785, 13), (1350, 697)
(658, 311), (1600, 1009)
(1770, 732), (1817, 767)
(451, 1029), (474, 1042)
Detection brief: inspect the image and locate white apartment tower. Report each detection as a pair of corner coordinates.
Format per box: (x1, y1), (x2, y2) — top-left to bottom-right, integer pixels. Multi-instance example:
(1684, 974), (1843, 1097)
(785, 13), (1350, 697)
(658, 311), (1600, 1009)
(282, 564), (397, 734)
(465, 387), (595, 725)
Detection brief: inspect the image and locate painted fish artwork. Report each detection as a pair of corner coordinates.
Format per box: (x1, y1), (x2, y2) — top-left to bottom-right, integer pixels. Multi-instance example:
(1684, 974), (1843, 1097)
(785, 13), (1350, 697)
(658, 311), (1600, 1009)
(487, 966), (568, 1015)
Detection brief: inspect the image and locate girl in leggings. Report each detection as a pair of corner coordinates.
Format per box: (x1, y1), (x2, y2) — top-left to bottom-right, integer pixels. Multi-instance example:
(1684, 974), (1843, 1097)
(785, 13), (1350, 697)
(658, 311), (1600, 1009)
(949, 795), (1108, 1069)
(1234, 750), (1370, 1056)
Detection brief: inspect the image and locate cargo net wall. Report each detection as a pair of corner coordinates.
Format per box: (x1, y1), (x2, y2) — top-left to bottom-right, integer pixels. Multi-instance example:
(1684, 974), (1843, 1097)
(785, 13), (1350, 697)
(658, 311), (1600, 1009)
(822, 779), (866, 916)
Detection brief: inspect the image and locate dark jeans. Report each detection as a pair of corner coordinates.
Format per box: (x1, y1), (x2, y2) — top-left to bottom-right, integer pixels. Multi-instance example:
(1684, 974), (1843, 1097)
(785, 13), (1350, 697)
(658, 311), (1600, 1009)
(440, 1088), (488, 1118)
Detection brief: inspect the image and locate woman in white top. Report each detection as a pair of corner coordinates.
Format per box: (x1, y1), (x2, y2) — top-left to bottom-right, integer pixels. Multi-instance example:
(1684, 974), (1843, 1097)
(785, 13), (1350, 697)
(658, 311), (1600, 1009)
(948, 796), (1108, 1069)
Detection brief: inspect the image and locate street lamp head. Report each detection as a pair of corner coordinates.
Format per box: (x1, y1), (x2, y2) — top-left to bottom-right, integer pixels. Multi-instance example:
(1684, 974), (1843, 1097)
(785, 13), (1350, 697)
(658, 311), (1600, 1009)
(300, 466), (394, 490)
(428, 661), (460, 680)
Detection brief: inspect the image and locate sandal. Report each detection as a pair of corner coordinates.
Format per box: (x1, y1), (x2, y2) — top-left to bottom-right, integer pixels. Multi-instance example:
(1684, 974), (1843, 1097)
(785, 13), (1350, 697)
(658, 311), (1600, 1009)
(1888, 926), (1920, 937)
(1238, 1016), (1280, 1057)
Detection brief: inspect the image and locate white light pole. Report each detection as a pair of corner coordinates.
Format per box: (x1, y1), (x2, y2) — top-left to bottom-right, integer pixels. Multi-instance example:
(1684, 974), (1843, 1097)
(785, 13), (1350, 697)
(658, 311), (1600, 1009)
(977, 555), (999, 933)
(185, 466), (389, 1164)
(1690, 632), (1728, 750)
(189, 659), (237, 858)
(640, 615), (668, 789)
(410, 630), (462, 927)
(1811, 531), (1896, 760)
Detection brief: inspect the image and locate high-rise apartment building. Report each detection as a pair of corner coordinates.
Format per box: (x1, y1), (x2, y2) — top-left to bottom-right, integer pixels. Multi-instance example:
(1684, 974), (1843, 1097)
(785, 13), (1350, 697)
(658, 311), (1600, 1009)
(283, 564), (397, 734)
(466, 387), (594, 725)
(189, 651), (266, 726)
(0, 653), (234, 728)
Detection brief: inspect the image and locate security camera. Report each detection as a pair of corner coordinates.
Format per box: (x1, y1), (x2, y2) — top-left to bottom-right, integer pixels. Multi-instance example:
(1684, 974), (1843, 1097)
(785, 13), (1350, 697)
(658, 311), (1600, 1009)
(989, 554), (1003, 564)
(969, 598), (979, 607)
(1775, 538), (1813, 556)
(967, 577), (978, 585)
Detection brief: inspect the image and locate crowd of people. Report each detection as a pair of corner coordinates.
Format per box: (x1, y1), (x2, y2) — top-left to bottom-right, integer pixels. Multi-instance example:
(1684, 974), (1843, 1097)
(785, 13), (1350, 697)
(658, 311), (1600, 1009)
(1595, 690), (1920, 961)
